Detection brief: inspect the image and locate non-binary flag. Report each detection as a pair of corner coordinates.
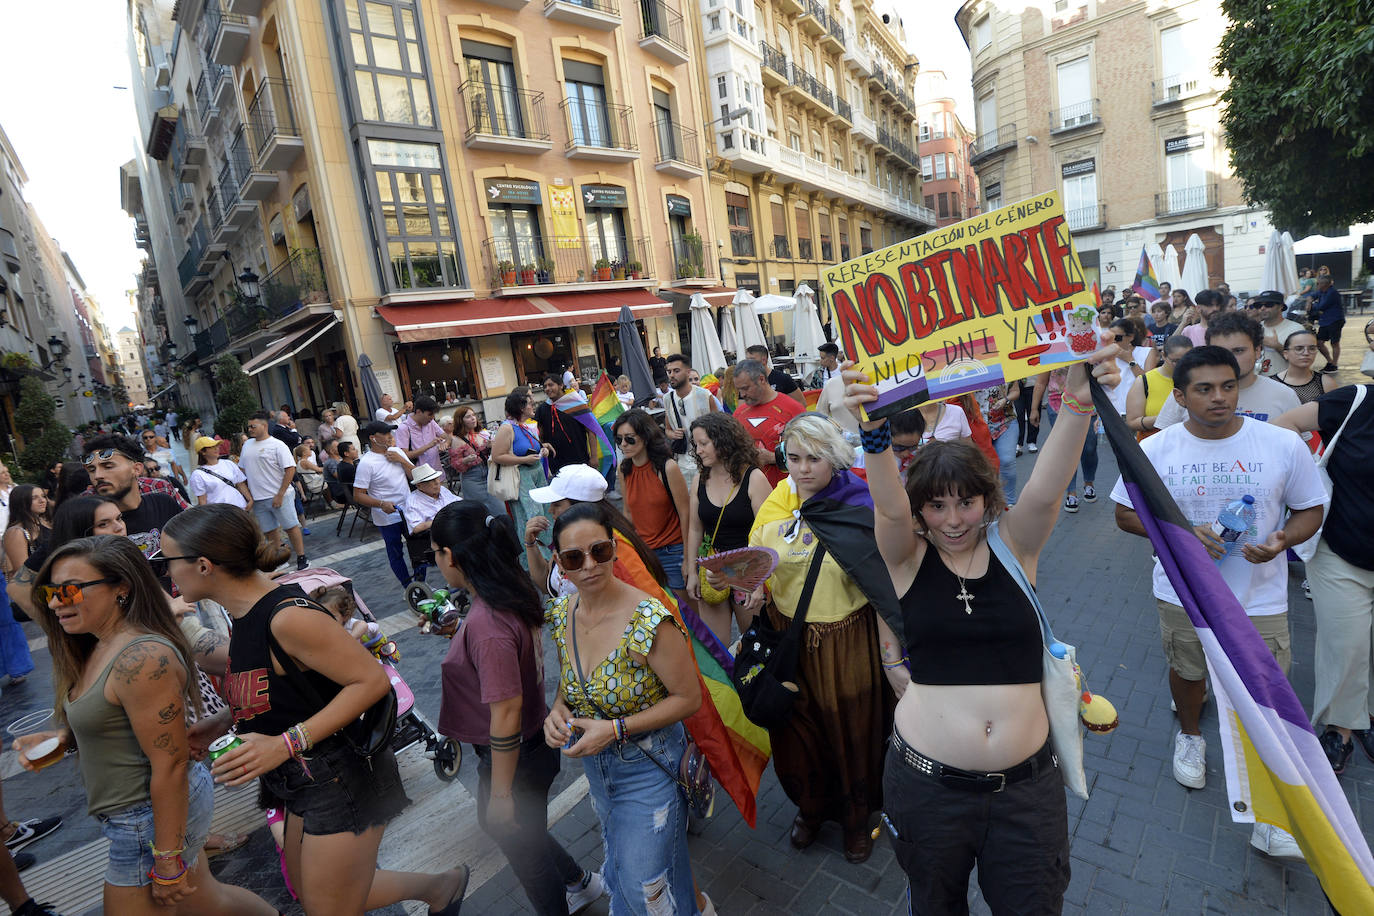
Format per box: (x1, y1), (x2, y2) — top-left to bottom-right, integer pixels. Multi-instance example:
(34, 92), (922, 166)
(1093, 379), (1374, 913)
(1131, 246), (1161, 302)
(553, 390), (615, 478)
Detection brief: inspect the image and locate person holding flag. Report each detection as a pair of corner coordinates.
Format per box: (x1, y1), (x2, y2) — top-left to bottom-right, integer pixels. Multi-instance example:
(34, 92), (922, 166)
(1110, 345), (1325, 860)
(537, 378), (591, 478)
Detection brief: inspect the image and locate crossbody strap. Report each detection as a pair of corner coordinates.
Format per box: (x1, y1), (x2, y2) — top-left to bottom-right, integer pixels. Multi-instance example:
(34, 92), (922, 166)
(706, 480), (741, 548)
(986, 521), (1056, 647)
(1318, 384), (1369, 470)
(264, 596), (338, 711)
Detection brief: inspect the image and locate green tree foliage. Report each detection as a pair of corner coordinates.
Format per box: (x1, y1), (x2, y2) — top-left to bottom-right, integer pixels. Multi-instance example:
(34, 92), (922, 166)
(13, 375), (72, 482)
(1217, 0), (1374, 234)
(213, 354), (259, 439)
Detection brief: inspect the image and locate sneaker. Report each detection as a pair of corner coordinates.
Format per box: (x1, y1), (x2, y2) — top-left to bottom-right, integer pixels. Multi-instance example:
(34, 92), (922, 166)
(14, 900), (65, 916)
(1321, 729), (1354, 775)
(301, 527), (311, 536)
(1251, 823), (1304, 861)
(1016, 446), (1023, 457)
(566, 871), (606, 914)
(4, 817), (61, 852)
(699, 891), (718, 916)
(1321, 364), (1339, 374)
(1063, 494), (1079, 513)
(1028, 442), (1038, 453)
(296, 556), (308, 571)
(1082, 484), (1097, 502)
(1173, 732), (1206, 789)
(1302, 578), (1311, 600)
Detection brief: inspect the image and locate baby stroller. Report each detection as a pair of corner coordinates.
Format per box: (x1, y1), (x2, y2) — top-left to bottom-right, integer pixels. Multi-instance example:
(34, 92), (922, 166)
(277, 566), (462, 781)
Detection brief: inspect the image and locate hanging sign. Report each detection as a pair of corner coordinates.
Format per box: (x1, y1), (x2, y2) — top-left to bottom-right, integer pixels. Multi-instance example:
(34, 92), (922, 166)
(666, 195), (691, 217)
(548, 185), (581, 250)
(483, 178), (541, 205)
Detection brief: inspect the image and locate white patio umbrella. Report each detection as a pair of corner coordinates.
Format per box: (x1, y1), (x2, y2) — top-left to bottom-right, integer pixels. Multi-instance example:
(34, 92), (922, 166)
(732, 289), (768, 351)
(1260, 229), (1283, 293)
(791, 284), (827, 378)
(1180, 233), (1208, 296)
(1160, 244), (1183, 290)
(750, 294), (797, 314)
(1146, 242), (1165, 280)
(688, 293), (728, 376)
(1279, 232), (1300, 296)
(719, 306), (739, 356)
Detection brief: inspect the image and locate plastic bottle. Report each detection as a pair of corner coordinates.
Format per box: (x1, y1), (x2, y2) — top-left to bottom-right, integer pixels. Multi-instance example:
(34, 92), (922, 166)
(1211, 494), (1256, 563)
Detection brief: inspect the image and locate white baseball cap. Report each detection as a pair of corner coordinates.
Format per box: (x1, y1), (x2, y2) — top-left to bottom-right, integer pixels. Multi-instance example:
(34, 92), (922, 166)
(529, 464), (608, 504)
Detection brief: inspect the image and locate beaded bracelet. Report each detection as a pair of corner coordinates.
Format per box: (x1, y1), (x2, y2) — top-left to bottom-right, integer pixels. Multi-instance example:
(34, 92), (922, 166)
(148, 856), (188, 886)
(1060, 392), (1095, 416)
(881, 655), (909, 670)
(613, 718), (628, 743)
(860, 421), (892, 454)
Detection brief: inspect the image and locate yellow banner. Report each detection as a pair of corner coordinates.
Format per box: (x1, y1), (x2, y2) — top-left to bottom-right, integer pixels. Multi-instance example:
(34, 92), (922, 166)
(820, 191), (1095, 419)
(548, 185), (581, 250)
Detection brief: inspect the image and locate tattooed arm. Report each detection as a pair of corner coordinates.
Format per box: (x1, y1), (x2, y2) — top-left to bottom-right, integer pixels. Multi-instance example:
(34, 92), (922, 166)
(110, 638), (194, 904)
(6, 563), (36, 618)
(184, 621), (230, 679)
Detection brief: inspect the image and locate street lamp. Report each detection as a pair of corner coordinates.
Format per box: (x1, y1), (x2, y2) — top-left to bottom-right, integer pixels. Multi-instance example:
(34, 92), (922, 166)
(62, 366), (72, 382)
(183, 314), (199, 332)
(236, 268), (261, 303)
(46, 335), (65, 362)
(167, 340), (178, 359)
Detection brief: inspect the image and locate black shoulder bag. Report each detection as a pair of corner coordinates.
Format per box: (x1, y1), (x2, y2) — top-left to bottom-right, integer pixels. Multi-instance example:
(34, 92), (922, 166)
(266, 596), (398, 759)
(730, 541), (827, 729)
(568, 598), (714, 819)
(667, 393), (689, 455)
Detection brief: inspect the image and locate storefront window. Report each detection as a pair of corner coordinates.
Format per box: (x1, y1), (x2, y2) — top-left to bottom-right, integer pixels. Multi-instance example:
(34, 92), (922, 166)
(511, 330), (574, 387)
(397, 339), (479, 403)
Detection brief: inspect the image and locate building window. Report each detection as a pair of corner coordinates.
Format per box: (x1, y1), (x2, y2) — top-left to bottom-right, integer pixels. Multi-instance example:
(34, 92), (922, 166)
(1055, 56), (1092, 128)
(1160, 22), (1206, 97)
(727, 191), (753, 256)
(934, 156), (947, 180)
(921, 155), (933, 180)
(770, 199), (789, 258)
(984, 180), (1001, 211)
(564, 61), (612, 147)
(972, 17), (990, 51)
(810, 129), (824, 162)
(838, 217), (849, 260)
(370, 140), (461, 288)
(925, 194), (935, 210)
(918, 120), (930, 141)
(795, 206), (812, 260)
(345, 0), (434, 126)
(1062, 161), (1098, 230)
(937, 192), (949, 218)
(463, 41), (527, 138)
(585, 205), (627, 266)
(977, 92), (998, 147)
(1165, 135), (1209, 211)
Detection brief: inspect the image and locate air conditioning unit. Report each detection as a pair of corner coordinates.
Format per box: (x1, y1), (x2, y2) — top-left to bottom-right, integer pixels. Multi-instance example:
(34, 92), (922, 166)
(152, 47), (171, 88)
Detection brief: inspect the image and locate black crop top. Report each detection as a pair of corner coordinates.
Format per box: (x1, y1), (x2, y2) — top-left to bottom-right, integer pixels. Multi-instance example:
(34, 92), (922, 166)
(696, 467), (758, 553)
(902, 543), (1042, 685)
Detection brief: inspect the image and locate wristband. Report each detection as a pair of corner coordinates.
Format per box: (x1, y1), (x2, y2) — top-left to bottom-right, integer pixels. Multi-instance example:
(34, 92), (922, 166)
(859, 421), (892, 454)
(148, 856), (188, 885)
(881, 655), (909, 670)
(148, 843), (185, 859)
(1060, 392), (1095, 416)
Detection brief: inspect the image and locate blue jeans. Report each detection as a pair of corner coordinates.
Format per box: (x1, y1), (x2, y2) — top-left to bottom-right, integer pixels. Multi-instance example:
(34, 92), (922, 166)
(0, 573), (33, 679)
(653, 543), (686, 591)
(582, 722), (696, 915)
(378, 522), (412, 586)
(992, 419), (1019, 505)
(99, 762), (214, 886)
(1045, 407), (1099, 494)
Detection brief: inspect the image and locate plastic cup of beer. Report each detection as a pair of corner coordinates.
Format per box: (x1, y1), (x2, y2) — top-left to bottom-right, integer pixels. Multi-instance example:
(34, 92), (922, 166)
(8, 710), (63, 771)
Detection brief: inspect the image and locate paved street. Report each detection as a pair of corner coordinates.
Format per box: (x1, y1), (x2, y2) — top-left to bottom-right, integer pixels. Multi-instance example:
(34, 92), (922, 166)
(3, 442), (1372, 914)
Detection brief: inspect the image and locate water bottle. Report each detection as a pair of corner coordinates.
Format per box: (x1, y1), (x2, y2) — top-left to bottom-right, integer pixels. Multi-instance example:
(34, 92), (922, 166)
(1211, 495), (1256, 563)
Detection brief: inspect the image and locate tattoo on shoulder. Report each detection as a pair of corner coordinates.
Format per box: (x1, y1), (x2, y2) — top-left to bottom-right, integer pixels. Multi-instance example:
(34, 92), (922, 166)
(157, 702), (181, 724)
(192, 630), (227, 657)
(113, 643), (152, 682)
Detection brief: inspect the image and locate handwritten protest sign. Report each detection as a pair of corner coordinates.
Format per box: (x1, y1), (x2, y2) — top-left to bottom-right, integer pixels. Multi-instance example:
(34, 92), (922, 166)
(821, 191), (1096, 420)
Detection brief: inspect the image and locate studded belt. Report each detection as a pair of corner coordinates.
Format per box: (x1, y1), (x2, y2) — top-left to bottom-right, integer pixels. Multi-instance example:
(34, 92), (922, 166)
(890, 730), (1055, 794)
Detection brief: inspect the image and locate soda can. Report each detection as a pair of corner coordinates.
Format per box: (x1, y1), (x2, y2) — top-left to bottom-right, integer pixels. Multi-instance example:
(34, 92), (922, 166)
(207, 734), (243, 762)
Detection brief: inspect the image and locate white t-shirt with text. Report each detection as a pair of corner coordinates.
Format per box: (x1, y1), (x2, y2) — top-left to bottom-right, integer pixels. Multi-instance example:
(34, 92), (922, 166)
(238, 436), (296, 502)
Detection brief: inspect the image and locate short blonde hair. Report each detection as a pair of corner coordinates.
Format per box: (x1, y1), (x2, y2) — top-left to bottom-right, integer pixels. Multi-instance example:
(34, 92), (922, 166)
(781, 413), (853, 471)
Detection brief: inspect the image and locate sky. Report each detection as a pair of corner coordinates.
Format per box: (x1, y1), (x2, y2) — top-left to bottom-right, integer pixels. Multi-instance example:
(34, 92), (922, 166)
(898, 0), (975, 122)
(0, 2), (142, 332)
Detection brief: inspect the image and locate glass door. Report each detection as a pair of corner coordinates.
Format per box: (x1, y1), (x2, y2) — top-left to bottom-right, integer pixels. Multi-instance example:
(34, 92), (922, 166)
(465, 56), (523, 137)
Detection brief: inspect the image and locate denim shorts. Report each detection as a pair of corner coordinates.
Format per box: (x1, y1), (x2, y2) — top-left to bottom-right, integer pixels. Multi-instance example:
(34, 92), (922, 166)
(258, 735), (410, 836)
(252, 496), (300, 532)
(97, 761), (214, 887)
(653, 542), (686, 590)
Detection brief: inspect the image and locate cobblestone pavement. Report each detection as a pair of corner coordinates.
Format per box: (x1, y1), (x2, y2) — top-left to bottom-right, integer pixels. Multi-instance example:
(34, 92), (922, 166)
(4, 444), (1372, 914)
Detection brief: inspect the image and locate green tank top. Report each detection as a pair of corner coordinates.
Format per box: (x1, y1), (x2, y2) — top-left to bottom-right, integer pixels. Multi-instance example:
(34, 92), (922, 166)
(63, 634), (185, 817)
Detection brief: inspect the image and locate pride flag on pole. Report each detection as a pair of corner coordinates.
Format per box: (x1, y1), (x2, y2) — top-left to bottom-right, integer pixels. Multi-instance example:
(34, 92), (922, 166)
(553, 390), (615, 479)
(1131, 246), (1161, 302)
(1094, 380), (1374, 913)
(588, 372), (625, 433)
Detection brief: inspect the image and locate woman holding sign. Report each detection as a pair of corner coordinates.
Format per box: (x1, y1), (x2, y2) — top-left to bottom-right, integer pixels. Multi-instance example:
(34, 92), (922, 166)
(843, 346), (1119, 914)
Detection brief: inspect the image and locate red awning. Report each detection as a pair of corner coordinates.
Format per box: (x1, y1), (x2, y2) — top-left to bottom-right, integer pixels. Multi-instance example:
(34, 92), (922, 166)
(376, 289), (674, 343)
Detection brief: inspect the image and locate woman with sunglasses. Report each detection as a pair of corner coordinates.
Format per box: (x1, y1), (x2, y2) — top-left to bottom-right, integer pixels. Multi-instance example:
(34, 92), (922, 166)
(492, 390), (553, 571)
(21, 535), (277, 915)
(432, 503), (605, 915)
(613, 410), (690, 604)
(1102, 318), (1158, 419)
(542, 501), (701, 916)
(1276, 329), (1338, 406)
(1126, 335), (1194, 440)
(142, 434), (186, 489)
(448, 406), (504, 518)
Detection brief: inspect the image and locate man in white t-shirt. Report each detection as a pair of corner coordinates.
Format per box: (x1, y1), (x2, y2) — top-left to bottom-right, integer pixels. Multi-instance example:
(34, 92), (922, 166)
(1152, 312), (1300, 429)
(1112, 344), (1324, 860)
(663, 354), (717, 485)
(239, 412), (307, 570)
(398, 464), (460, 583)
(1251, 290), (1305, 377)
(187, 436), (250, 508)
(353, 420), (417, 586)
(374, 393), (407, 424)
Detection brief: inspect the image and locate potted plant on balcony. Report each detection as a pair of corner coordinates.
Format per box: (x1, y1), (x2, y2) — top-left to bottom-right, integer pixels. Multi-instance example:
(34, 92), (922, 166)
(497, 259), (517, 286)
(593, 257), (611, 281)
(611, 259), (626, 281)
(519, 262), (538, 285)
(537, 258), (555, 285)
(676, 261), (697, 280)
(627, 260), (643, 280)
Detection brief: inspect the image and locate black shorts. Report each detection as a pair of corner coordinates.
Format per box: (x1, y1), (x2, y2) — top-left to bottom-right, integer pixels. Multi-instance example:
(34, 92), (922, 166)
(1317, 320), (1345, 342)
(260, 735), (410, 836)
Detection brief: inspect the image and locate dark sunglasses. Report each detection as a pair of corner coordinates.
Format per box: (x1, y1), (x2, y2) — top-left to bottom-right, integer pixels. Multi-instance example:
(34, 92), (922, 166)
(141, 434), (157, 439)
(614, 434), (638, 445)
(556, 539), (615, 570)
(38, 577), (117, 606)
(1112, 333), (1126, 342)
(892, 442), (919, 454)
(146, 550), (200, 578)
(82, 448), (134, 468)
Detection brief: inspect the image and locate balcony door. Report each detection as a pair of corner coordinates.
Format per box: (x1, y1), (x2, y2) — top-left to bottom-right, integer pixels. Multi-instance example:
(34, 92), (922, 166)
(652, 89), (677, 160)
(463, 41), (523, 138)
(492, 205), (544, 270)
(977, 92), (998, 147)
(1062, 164), (1097, 229)
(1055, 57), (1091, 127)
(564, 61), (610, 147)
(1166, 141), (1208, 211)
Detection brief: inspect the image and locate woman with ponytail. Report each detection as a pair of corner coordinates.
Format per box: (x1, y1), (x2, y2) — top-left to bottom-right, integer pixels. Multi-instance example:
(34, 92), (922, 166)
(432, 503), (604, 915)
(160, 504), (470, 916)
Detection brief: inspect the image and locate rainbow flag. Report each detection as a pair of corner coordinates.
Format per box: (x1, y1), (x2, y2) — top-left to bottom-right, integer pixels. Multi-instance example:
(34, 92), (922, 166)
(589, 372), (625, 433)
(1131, 246), (1161, 301)
(611, 532), (770, 826)
(553, 391), (615, 478)
(1095, 381), (1374, 912)
(802, 388), (822, 410)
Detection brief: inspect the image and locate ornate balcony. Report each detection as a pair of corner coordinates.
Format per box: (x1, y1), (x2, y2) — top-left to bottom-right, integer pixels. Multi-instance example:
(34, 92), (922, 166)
(760, 41), (789, 89)
(544, 0), (620, 30)
(653, 120), (700, 178)
(246, 78), (304, 171)
(1050, 98), (1100, 133)
(970, 123), (1016, 165)
(638, 1), (689, 65)
(1155, 184), (1217, 217)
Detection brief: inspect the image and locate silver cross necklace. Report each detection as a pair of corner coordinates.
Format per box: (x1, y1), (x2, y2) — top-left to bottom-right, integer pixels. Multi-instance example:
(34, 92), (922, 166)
(936, 539), (981, 615)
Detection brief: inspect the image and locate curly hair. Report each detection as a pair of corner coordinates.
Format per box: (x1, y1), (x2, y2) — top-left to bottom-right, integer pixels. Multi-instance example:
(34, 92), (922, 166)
(613, 408), (673, 479)
(688, 411), (758, 483)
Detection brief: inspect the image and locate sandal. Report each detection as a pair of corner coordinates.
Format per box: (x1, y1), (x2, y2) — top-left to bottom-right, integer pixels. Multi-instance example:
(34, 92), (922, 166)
(430, 865), (470, 916)
(203, 832), (251, 857)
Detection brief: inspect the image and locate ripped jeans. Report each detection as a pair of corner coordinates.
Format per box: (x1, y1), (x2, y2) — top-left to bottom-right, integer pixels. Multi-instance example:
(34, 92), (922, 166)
(581, 721), (697, 916)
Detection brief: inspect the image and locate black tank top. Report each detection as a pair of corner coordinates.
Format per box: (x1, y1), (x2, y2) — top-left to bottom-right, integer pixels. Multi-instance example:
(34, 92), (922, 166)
(902, 541), (1042, 685)
(224, 584), (342, 735)
(697, 467), (757, 552)
(1278, 371), (1325, 404)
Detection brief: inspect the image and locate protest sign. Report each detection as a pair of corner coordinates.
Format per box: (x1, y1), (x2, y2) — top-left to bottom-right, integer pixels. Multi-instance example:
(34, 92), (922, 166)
(821, 191), (1096, 420)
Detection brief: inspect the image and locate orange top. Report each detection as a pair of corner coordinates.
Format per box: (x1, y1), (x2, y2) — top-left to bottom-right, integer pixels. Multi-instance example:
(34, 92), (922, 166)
(623, 461), (683, 549)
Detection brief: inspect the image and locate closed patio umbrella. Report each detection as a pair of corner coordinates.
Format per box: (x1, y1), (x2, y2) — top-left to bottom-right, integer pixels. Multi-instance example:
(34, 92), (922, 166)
(719, 305), (739, 358)
(1278, 232), (1300, 297)
(689, 293), (728, 376)
(357, 353), (383, 418)
(791, 284), (827, 378)
(617, 305), (657, 404)
(732, 289), (768, 351)
(1160, 244), (1183, 291)
(1180, 234), (1209, 297)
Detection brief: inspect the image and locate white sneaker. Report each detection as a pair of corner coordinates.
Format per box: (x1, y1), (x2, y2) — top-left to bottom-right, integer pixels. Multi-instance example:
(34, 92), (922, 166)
(1082, 484), (1097, 502)
(1251, 823), (1304, 861)
(1063, 494), (1079, 513)
(699, 891), (718, 916)
(1173, 732), (1207, 789)
(566, 871), (607, 914)
(1028, 442), (1038, 453)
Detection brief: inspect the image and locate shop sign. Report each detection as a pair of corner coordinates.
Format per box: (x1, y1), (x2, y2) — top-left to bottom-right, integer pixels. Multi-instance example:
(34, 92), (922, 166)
(666, 195), (691, 217)
(484, 178), (541, 205)
(1061, 158), (1095, 178)
(368, 139), (442, 170)
(1164, 134), (1204, 154)
(582, 185), (628, 208)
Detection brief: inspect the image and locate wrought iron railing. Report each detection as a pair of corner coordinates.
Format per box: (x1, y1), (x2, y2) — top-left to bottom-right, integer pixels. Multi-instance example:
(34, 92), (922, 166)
(170, 115), (201, 175)
(560, 97), (637, 151)
(972, 123), (1015, 156)
(458, 80), (550, 142)
(798, 237), (814, 260)
(836, 98), (852, 122)
(482, 235), (654, 287)
(178, 220), (209, 290)
(639, 0), (686, 53)
(820, 238), (833, 262)
(194, 67), (219, 129)
(760, 41), (788, 79)
(669, 237), (707, 279)
(789, 62), (832, 109)
(1050, 98), (1099, 131)
(1065, 204), (1106, 232)
(246, 78), (300, 160)
(1152, 75), (1204, 104)
(771, 235), (791, 259)
(1154, 184), (1217, 216)
(730, 228), (755, 257)
(206, 185), (224, 229)
(262, 248), (329, 319)
(653, 119), (700, 168)
(827, 16), (845, 44)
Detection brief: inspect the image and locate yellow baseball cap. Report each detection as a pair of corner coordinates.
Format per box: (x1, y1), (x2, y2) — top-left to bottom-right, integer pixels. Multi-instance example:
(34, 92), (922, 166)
(193, 436), (220, 452)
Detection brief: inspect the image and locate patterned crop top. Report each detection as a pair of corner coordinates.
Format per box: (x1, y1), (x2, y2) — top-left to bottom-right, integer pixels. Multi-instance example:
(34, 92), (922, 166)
(546, 596), (686, 718)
